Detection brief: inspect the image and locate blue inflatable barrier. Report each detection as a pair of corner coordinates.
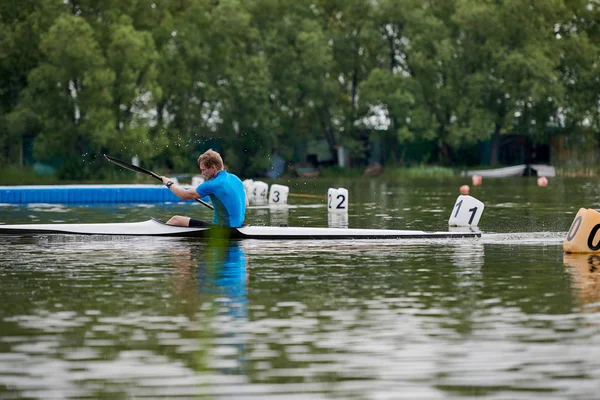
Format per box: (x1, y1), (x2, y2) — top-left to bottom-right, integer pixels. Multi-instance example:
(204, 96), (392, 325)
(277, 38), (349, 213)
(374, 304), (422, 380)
(0, 185), (185, 204)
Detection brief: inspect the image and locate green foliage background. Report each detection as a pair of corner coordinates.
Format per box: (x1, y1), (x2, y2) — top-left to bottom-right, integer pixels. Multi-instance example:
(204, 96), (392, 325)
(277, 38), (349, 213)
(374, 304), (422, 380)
(0, 0), (598, 178)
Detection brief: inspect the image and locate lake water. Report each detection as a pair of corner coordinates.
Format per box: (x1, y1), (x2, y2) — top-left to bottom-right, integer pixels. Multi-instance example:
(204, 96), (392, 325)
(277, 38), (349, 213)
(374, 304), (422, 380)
(1, 177), (599, 399)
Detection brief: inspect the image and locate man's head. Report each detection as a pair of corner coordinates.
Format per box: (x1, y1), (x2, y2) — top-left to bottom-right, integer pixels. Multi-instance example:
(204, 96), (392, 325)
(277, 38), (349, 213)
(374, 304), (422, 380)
(198, 149), (224, 180)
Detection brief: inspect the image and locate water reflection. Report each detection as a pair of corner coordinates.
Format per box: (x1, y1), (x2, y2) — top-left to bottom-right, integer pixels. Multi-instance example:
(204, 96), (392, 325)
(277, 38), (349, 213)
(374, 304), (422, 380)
(197, 242), (248, 320)
(3, 174), (600, 399)
(170, 240), (248, 376)
(269, 205), (289, 226)
(327, 213), (348, 228)
(450, 240), (485, 269)
(0, 237), (250, 398)
(564, 253), (600, 312)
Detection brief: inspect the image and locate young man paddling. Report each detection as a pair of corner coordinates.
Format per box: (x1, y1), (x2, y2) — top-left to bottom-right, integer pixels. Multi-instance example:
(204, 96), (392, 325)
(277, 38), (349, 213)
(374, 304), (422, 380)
(160, 149), (247, 227)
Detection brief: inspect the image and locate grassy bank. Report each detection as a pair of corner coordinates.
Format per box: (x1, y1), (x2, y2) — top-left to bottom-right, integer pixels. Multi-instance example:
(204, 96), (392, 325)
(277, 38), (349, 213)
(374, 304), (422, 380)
(0, 166), (157, 185)
(556, 166), (599, 177)
(0, 166), (62, 185)
(1, 164), (597, 185)
(318, 165), (456, 178)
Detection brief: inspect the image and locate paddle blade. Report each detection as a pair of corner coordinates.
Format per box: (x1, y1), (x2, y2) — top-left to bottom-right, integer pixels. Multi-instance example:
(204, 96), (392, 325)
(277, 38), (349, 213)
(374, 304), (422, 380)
(104, 154), (162, 182)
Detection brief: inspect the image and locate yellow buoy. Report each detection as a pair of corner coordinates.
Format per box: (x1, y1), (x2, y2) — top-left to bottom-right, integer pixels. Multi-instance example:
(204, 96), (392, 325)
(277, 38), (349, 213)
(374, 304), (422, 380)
(564, 208), (600, 253)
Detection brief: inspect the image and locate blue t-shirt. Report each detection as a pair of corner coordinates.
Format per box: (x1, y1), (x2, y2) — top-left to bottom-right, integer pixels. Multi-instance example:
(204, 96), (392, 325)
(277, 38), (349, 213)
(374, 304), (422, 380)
(196, 170), (246, 227)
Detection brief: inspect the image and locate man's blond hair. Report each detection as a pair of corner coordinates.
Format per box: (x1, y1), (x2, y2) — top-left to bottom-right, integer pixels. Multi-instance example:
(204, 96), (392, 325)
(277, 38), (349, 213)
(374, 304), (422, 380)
(198, 149), (224, 170)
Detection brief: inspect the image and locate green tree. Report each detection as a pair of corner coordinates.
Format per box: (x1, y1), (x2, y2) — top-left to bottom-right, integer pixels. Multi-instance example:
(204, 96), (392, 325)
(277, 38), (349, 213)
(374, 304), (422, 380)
(359, 0), (442, 165)
(105, 15), (162, 160)
(148, 0), (273, 175)
(556, 0), (600, 131)
(319, 0), (385, 163)
(453, 0), (568, 165)
(0, 0), (64, 164)
(9, 14), (115, 178)
(250, 0), (336, 163)
(2, 0), (599, 176)
(401, 0), (467, 164)
(359, 68), (436, 165)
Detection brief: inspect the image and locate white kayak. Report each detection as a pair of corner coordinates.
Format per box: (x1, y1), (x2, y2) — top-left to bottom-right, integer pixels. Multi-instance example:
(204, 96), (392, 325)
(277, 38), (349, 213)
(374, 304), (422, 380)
(0, 218), (481, 240)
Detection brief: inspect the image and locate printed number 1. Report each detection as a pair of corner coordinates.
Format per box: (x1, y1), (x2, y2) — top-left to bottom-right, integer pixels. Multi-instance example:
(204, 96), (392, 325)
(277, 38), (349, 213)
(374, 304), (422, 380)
(467, 207), (477, 225)
(453, 199), (477, 224)
(453, 200), (463, 217)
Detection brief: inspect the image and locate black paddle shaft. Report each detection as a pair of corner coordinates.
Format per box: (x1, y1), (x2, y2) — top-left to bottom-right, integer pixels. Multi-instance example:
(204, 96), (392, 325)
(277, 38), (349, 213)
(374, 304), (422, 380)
(103, 154), (214, 210)
(104, 154), (162, 181)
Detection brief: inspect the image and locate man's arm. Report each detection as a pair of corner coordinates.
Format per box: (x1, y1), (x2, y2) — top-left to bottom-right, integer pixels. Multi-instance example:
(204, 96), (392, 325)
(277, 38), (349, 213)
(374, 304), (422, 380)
(161, 176), (200, 200)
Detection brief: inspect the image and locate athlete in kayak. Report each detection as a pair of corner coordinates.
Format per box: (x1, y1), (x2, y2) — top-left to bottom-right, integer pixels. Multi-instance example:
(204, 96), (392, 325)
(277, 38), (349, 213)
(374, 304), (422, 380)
(161, 149), (247, 227)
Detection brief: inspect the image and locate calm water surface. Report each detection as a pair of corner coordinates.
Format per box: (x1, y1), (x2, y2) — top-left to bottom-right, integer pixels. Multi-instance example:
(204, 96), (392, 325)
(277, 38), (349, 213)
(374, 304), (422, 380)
(1, 177), (599, 399)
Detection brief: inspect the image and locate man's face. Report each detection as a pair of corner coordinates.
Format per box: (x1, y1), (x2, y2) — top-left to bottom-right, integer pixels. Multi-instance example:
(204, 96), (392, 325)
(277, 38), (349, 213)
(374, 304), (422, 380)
(199, 162), (217, 180)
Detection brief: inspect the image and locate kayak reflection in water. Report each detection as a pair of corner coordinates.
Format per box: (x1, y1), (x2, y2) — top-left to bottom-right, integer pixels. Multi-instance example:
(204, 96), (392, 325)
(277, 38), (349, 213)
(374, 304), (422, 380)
(170, 240), (249, 376)
(199, 241), (248, 375)
(171, 239), (248, 375)
(170, 241), (248, 314)
(198, 241), (248, 319)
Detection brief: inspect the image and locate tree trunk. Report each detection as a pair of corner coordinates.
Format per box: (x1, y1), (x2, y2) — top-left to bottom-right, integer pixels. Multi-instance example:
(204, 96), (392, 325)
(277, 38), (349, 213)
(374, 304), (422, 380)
(437, 123), (452, 165)
(489, 123), (502, 166)
(319, 108), (338, 163)
(439, 141), (452, 165)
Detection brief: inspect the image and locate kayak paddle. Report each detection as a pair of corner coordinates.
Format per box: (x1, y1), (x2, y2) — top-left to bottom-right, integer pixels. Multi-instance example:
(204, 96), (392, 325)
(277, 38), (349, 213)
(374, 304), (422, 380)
(104, 154), (214, 210)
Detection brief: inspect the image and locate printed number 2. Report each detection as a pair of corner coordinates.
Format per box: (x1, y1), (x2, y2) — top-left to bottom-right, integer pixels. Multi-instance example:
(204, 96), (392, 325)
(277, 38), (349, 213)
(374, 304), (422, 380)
(336, 194), (346, 209)
(453, 200), (477, 224)
(328, 194), (346, 209)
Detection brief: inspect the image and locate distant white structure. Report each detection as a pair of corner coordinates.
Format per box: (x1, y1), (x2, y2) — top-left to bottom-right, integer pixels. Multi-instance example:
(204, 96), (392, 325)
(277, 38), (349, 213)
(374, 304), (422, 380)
(461, 164), (556, 178)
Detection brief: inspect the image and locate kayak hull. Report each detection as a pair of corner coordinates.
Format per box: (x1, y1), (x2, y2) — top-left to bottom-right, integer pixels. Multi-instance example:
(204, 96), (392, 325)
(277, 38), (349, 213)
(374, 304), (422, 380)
(0, 218), (481, 240)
